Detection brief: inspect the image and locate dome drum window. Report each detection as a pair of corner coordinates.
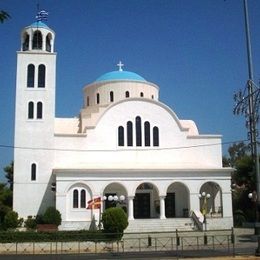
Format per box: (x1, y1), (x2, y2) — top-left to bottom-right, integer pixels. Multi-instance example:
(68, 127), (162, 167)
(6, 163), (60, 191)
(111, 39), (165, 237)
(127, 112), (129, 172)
(118, 116), (159, 147)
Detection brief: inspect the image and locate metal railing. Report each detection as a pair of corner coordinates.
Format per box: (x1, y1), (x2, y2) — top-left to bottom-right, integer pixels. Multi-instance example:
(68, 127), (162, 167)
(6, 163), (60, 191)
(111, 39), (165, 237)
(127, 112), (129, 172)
(0, 229), (255, 257)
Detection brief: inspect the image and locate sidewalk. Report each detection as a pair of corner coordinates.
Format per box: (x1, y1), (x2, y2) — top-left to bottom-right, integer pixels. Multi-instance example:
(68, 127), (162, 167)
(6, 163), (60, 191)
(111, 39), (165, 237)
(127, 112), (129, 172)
(182, 257), (259, 260)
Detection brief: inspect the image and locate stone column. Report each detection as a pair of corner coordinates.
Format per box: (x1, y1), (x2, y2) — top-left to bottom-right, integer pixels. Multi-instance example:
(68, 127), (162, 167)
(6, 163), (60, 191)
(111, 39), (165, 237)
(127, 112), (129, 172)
(160, 196), (166, 219)
(128, 196), (134, 220)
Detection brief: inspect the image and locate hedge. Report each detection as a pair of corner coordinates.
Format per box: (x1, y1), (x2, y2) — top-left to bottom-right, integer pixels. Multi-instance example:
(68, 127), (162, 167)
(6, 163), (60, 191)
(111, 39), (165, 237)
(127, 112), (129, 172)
(0, 230), (115, 243)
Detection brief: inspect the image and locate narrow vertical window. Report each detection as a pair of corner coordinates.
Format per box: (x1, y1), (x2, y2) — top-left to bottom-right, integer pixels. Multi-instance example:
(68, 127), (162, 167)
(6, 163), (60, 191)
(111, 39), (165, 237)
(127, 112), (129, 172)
(153, 126), (159, 146)
(110, 91), (114, 102)
(73, 190), (79, 208)
(28, 102), (34, 119)
(37, 102), (43, 119)
(80, 190), (86, 208)
(118, 126), (124, 146)
(136, 116), (142, 146)
(96, 93), (100, 104)
(144, 121), (150, 146)
(151, 95), (154, 99)
(38, 64), (46, 88)
(125, 91), (130, 98)
(32, 30), (42, 50)
(31, 163), (36, 181)
(87, 96), (90, 107)
(140, 92), (144, 97)
(27, 64), (35, 88)
(127, 121), (133, 146)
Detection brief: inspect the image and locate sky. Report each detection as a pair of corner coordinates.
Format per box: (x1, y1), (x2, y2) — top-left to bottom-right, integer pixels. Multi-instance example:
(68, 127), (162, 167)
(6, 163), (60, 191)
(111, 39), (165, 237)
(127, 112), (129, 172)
(1, 0), (260, 181)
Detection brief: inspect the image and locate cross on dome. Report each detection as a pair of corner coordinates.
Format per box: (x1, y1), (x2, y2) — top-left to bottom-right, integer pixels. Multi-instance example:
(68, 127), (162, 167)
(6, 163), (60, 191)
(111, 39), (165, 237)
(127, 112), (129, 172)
(117, 61), (124, 71)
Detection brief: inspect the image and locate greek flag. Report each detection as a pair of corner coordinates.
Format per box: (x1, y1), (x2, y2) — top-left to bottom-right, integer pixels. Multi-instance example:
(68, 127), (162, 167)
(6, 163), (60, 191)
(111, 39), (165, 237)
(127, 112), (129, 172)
(36, 10), (48, 21)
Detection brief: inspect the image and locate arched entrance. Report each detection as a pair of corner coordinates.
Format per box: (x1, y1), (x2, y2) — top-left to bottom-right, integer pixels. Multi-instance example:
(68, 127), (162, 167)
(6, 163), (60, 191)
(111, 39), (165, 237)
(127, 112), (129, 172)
(103, 182), (127, 213)
(134, 182), (159, 219)
(166, 182), (190, 218)
(200, 182), (222, 217)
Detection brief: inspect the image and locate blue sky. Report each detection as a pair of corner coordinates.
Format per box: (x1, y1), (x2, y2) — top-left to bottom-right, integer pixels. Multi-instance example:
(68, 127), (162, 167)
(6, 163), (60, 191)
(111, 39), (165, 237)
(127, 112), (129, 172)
(1, 0), (260, 181)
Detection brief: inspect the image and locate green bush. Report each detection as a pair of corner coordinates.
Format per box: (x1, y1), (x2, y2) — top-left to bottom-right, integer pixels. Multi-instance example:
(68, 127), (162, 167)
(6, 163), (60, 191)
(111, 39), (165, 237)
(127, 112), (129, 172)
(24, 216), (37, 230)
(3, 211), (22, 230)
(101, 207), (128, 240)
(0, 230), (108, 243)
(42, 207), (61, 226)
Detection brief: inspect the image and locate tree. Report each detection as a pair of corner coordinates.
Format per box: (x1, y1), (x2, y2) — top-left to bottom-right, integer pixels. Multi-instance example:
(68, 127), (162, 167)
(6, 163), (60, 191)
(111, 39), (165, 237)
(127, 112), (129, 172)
(0, 183), (12, 225)
(0, 10), (10, 23)
(2, 210), (22, 230)
(224, 142), (256, 225)
(4, 161), (13, 191)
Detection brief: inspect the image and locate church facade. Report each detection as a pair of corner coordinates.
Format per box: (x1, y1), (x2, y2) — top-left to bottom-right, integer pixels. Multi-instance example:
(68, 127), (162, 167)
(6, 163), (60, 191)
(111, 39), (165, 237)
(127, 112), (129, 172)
(13, 21), (233, 232)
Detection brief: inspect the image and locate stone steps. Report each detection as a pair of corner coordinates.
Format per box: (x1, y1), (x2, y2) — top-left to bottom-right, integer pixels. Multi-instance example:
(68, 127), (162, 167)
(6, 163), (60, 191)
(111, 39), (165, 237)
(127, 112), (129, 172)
(125, 218), (196, 233)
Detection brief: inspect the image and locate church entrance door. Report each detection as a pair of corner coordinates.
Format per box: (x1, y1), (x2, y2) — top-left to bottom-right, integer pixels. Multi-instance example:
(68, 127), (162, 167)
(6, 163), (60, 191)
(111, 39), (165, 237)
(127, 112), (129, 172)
(165, 192), (175, 218)
(134, 193), (150, 218)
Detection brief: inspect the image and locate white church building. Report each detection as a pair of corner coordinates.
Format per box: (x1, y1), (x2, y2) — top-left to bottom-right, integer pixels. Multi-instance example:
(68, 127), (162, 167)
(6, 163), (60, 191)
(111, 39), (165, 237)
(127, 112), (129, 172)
(13, 21), (233, 232)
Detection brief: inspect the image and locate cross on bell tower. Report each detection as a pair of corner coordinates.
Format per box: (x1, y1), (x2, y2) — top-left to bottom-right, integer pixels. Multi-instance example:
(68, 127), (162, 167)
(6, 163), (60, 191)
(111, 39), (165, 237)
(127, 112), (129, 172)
(117, 61), (124, 71)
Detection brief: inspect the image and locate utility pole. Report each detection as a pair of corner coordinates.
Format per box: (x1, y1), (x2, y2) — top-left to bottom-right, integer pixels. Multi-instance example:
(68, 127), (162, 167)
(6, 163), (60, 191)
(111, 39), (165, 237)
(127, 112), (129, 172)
(233, 0), (260, 255)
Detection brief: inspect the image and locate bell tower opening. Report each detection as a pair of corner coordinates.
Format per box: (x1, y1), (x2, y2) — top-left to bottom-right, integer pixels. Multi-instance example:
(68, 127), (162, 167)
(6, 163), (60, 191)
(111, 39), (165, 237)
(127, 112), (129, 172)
(32, 30), (43, 50)
(46, 33), (52, 52)
(22, 33), (29, 51)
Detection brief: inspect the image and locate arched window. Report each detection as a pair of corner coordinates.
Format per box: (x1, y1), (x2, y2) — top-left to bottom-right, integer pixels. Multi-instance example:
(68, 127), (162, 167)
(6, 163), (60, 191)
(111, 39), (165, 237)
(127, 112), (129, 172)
(37, 102), (43, 119)
(110, 91), (114, 102)
(28, 102), (34, 119)
(73, 190), (79, 208)
(46, 34), (51, 52)
(140, 92), (144, 97)
(38, 64), (46, 88)
(32, 30), (43, 50)
(96, 93), (100, 104)
(151, 95), (154, 99)
(153, 126), (159, 146)
(125, 91), (130, 98)
(136, 116), (142, 146)
(31, 163), (36, 181)
(27, 64), (35, 88)
(23, 33), (29, 51)
(127, 121), (133, 146)
(80, 190), (86, 208)
(118, 126), (124, 146)
(144, 121), (150, 146)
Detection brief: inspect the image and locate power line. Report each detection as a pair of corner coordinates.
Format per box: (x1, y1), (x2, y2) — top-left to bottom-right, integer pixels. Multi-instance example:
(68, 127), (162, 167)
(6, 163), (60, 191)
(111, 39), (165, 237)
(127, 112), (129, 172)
(0, 138), (256, 153)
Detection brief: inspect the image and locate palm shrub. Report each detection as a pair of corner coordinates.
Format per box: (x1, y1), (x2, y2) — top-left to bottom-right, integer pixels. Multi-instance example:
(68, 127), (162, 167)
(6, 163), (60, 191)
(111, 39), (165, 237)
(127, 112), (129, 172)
(101, 207), (128, 240)
(42, 207), (61, 226)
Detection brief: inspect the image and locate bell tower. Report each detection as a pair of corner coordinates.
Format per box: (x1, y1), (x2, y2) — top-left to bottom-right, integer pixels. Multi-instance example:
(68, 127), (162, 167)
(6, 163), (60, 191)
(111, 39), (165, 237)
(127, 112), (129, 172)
(13, 19), (57, 218)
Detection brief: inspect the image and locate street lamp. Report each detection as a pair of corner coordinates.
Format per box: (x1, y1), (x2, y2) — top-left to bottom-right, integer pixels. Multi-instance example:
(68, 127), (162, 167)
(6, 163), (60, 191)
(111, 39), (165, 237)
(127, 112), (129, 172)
(199, 192), (211, 230)
(248, 192), (258, 225)
(103, 195), (126, 207)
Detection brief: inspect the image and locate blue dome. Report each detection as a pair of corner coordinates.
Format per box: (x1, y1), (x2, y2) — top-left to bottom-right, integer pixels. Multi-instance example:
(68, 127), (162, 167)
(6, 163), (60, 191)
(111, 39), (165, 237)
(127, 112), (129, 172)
(29, 21), (49, 29)
(95, 70), (146, 82)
